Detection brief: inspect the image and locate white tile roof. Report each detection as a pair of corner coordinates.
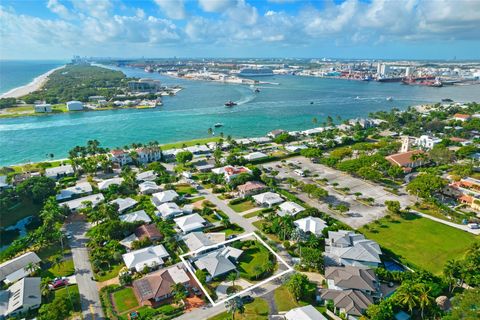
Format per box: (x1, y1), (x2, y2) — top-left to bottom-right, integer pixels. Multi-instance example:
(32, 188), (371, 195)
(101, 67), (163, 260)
(61, 193), (104, 211)
(278, 201), (305, 216)
(252, 192), (284, 206)
(110, 197), (138, 212)
(174, 213), (206, 233)
(122, 245), (170, 272)
(119, 210), (152, 224)
(97, 177), (124, 190)
(0, 252), (41, 283)
(157, 202), (183, 219)
(294, 216), (327, 236)
(152, 190), (179, 206)
(56, 182), (92, 201)
(285, 305), (327, 320)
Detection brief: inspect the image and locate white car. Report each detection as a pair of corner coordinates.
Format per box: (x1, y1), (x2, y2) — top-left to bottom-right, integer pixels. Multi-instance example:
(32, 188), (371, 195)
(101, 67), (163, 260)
(468, 223), (479, 229)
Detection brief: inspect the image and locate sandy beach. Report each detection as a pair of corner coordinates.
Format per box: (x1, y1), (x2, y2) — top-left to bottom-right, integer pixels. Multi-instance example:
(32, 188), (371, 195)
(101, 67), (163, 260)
(0, 65), (66, 99)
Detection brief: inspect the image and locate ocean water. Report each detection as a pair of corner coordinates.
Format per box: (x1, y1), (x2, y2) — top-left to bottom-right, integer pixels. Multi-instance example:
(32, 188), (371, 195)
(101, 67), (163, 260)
(1, 65), (480, 166)
(0, 60), (67, 95)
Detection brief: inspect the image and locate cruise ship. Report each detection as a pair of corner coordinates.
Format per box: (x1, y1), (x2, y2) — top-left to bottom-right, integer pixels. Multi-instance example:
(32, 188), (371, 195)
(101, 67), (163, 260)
(238, 67), (274, 77)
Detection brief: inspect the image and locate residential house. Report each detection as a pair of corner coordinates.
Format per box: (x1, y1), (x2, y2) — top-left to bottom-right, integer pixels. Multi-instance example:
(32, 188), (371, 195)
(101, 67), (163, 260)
(122, 245), (170, 272)
(0, 252), (41, 284)
(119, 234), (139, 249)
(66, 101), (84, 111)
(385, 150), (427, 173)
(212, 166), (252, 182)
(249, 137), (272, 144)
(294, 216), (328, 236)
(284, 305), (328, 320)
(182, 232), (225, 252)
(324, 230), (382, 268)
(34, 103), (52, 113)
(139, 181), (161, 194)
(453, 113), (471, 122)
(415, 135), (442, 150)
(109, 149), (132, 166)
(277, 201), (305, 217)
(135, 224), (163, 242)
(445, 177), (480, 210)
(97, 177), (124, 191)
(157, 202), (183, 219)
(237, 181), (266, 198)
(324, 266), (380, 296)
(45, 165), (74, 179)
(267, 129), (286, 139)
(56, 182), (92, 201)
(152, 190), (179, 206)
(174, 213), (207, 234)
(243, 152), (268, 161)
(193, 247), (243, 280)
(119, 210), (152, 224)
(348, 118), (375, 129)
(136, 148), (162, 164)
(132, 264), (193, 306)
(320, 289), (373, 318)
(110, 197), (138, 213)
(285, 144), (308, 153)
(61, 194), (105, 213)
(136, 170), (157, 182)
(252, 192), (284, 207)
(0, 277), (41, 319)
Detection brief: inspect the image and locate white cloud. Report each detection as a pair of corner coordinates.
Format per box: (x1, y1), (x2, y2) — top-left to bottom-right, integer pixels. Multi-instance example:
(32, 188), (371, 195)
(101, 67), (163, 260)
(154, 0), (186, 20)
(198, 0), (236, 13)
(47, 0), (70, 19)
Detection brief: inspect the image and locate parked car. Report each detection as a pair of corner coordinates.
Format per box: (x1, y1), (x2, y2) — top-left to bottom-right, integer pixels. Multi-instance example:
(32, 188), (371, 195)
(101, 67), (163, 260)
(468, 223), (479, 229)
(192, 287), (202, 296)
(226, 235), (237, 240)
(49, 278), (69, 290)
(241, 295), (254, 304)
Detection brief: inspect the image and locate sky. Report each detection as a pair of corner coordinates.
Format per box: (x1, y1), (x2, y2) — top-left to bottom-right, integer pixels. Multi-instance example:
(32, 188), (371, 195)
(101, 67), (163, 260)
(1, 0), (480, 60)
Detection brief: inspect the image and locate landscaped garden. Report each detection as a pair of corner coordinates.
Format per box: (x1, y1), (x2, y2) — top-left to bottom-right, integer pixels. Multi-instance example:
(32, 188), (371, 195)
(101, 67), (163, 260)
(273, 281), (317, 312)
(360, 213), (478, 274)
(207, 298), (269, 320)
(175, 183), (197, 196)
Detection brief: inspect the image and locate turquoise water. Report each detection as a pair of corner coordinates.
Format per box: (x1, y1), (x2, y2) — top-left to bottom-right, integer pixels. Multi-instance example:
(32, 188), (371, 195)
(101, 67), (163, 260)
(1, 65), (480, 166)
(0, 60), (67, 95)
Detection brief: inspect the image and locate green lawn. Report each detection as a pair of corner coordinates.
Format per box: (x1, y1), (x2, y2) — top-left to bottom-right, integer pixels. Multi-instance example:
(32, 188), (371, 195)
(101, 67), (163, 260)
(243, 210), (263, 219)
(112, 287), (139, 314)
(238, 243), (271, 280)
(360, 213), (478, 274)
(53, 284), (82, 313)
(95, 263), (123, 282)
(1, 199), (42, 228)
(224, 223), (244, 236)
(228, 200), (257, 213)
(47, 258), (75, 277)
(273, 285), (310, 312)
(161, 137), (221, 150)
(175, 183), (197, 196)
(207, 298), (269, 320)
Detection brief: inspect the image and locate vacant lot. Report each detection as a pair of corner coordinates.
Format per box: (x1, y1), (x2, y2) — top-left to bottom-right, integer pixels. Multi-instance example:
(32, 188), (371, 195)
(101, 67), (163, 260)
(228, 200), (257, 213)
(360, 213), (478, 274)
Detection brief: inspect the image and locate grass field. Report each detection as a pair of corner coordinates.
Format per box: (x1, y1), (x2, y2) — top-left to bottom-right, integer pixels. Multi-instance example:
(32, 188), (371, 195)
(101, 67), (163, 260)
(238, 243), (270, 279)
(112, 287), (139, 314)
(273, 285), (309, 312)
(228, 200), (257, 213)
(175, 183), (197, 195)
(95, 263), (124, 282)
(207, 298), (269, 320)
(360, 213), (478, 274)
(47, 258), (75, 277)
(243, 210), (263, 219)
(160, 137), (221, 150)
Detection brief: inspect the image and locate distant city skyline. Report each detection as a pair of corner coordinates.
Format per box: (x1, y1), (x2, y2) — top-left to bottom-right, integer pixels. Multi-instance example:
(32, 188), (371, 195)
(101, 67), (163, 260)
(1, 0), (480, 60)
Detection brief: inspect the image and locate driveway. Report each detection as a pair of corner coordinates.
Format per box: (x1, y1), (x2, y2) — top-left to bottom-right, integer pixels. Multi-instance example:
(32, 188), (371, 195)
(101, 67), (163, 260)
(67, 221), (105, 320)
(215, 278), (253, 301)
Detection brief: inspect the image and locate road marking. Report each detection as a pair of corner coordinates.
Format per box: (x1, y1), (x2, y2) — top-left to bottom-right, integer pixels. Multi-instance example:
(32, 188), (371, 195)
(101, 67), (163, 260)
(90, 304), (95, 319)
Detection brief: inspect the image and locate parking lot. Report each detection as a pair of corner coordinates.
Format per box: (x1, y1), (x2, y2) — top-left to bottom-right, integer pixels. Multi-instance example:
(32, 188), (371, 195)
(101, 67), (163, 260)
(266, 156), (415, 229)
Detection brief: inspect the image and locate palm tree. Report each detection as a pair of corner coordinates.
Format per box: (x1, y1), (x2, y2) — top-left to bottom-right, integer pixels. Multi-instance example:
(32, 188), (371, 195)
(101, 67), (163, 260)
(417, 284), (433, 319)
(225, 296), (244, 320)
(171, 283), (187, 305)
(227, 272), (239, 292)
(25, 262), (39, 275)
(396, 281), (419, 315)
(221, 218), (232, 229)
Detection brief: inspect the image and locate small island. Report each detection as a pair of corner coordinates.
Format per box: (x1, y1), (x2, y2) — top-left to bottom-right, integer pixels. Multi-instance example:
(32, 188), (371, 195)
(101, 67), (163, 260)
(0, 64), (181, 118)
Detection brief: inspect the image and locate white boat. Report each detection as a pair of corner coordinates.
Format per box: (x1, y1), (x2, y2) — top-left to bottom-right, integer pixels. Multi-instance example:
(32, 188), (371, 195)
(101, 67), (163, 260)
(214, 123), (223, 128)
(386, 96), (393, 101)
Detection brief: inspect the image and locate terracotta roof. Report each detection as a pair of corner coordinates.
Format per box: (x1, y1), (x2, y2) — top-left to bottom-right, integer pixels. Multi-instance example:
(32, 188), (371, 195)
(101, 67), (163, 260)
(135, 224), (163, 241)
(454, 113), (471, 119)
(459, 195), (473, 204)
(385, 150), (424, 167)
(237, 181), (266, 192)
(224, 166), (250, 176)
(111, 149), (126, 156)
(450, 137), (468, 142)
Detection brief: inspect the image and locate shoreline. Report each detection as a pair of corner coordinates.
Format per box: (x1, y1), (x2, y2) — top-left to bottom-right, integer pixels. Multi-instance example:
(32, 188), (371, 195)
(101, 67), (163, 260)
(0, 65), (66, 99)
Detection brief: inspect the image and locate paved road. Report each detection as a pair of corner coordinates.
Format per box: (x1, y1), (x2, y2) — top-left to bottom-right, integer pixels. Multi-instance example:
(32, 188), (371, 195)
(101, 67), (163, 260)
(67, 221), (105, 320)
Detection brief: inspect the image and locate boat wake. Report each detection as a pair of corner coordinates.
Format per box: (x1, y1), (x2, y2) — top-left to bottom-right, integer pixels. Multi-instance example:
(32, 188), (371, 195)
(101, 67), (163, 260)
(235, 92), (256, 105)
